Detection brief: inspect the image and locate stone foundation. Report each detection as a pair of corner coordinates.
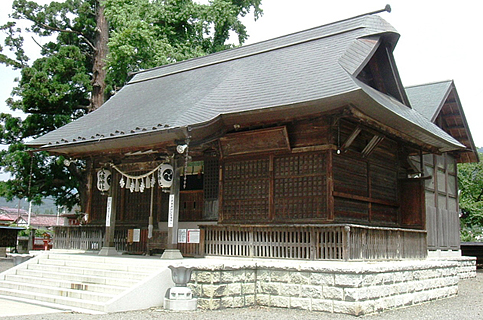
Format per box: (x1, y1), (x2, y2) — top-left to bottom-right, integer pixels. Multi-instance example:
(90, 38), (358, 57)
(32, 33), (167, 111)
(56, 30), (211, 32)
(186, 257), (476, 316)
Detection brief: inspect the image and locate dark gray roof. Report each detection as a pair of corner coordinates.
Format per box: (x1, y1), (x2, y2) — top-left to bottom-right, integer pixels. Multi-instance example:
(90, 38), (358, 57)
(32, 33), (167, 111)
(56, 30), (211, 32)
(406, 80), (479, 162)
(28, 14), (465, 155)
(406, 80), (453, 121)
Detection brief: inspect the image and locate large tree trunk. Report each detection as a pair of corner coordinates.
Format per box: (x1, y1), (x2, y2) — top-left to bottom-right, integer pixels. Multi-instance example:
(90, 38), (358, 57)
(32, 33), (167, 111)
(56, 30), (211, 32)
(90, 2), (109, 112)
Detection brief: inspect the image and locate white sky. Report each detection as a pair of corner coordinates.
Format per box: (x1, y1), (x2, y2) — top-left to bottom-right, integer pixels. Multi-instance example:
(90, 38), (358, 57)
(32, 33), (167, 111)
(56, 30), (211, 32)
(0, 0), (482, 179)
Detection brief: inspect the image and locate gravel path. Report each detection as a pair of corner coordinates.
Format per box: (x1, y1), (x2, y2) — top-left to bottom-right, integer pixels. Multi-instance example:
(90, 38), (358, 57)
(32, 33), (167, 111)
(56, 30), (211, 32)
(1, 258), (482, 320)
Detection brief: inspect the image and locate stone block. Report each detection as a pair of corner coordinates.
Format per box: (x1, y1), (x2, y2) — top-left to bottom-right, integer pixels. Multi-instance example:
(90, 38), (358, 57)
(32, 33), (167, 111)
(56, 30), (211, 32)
(226, 283), (242, 296)
(280, 283), (301, 297)
(196, 298), (211, 310)
(220, 296), (234, 308)
(310, 272), (334, 286)
(188, 283), (202, 297)
(374, 296), (396, 312)
(242, 283), (256, 295)
(270, 295), (290, 308)
(259, 281), (281, 295)
(333, 300), (368, 316)
(244, 295), (255, 306)
(311, 298), (333, 312)
(255, 294), (270, 307)
(323, 286), (344, 300)
(196, 271), (213, 284)
(335, 273), (363, 287)
(245, 269), (256, 282)
(393, 271), (414, 283)
(233, 296), (246, 308)
(233, 270), (247, 282)
(257, 269), (271, 281)
(211, 271), (222, 283)
(290, 297), (311, 310)
(201, 284), (215, 298)
(300, 285), (323, 299)
(271, 270), (290, 283)
(221, 271), (234, 283)
(290, 271), (310, 285)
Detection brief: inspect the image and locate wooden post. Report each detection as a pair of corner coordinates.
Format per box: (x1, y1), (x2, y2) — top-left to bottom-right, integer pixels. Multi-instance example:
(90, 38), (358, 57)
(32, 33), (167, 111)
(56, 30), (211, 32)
(99, 170), (119, 256)
(161, 158), (183, 259)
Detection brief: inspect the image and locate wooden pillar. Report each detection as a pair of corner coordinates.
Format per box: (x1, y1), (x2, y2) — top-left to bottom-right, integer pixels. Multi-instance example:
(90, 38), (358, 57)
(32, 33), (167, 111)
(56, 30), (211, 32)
(99, 170), (120, 256)
(161, 157), (183, 259)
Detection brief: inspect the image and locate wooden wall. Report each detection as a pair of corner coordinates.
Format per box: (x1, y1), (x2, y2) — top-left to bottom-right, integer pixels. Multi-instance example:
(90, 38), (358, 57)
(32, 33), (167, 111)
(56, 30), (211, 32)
(422, 153), (460, 250)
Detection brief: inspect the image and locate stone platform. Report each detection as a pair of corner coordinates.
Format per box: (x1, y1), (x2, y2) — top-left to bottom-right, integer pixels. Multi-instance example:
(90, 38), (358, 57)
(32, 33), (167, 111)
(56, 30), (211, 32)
(181, 256), (476, 316)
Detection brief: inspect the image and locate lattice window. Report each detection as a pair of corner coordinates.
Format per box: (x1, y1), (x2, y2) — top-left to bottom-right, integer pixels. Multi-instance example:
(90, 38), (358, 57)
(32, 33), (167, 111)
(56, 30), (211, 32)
(274, 153), (327, 220)
(223, 158), (270, 222)
(203, 155), (219, 200)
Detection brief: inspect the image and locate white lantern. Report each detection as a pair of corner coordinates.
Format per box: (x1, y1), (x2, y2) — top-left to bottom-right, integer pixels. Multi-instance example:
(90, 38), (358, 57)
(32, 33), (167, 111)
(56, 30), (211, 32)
(97, 168), (111, 192)
(159, 164), (174, 188)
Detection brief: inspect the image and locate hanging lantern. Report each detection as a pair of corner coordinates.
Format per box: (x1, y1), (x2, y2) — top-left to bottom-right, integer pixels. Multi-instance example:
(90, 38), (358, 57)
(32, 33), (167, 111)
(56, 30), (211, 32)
(97, 168), (112, 192)
(159, 164), (174, 188)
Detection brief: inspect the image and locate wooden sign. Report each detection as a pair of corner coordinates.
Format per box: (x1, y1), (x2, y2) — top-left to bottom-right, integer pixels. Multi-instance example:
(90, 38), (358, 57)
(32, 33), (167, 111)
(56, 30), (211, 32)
(105, 197), (112, 227)
(220, 126), (290, 157)
(168, 194), (175, 227)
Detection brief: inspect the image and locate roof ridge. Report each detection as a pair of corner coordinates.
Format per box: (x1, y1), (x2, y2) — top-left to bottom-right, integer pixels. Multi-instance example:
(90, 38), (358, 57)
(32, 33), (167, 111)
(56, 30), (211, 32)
(129, 6), (392, 82)
(405, 79), (453, 89)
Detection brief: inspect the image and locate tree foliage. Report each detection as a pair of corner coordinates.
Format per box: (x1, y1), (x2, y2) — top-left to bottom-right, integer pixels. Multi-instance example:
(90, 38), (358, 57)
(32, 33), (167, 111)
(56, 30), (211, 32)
(0, 0), (262, 209)
(458, 153), (483, 241)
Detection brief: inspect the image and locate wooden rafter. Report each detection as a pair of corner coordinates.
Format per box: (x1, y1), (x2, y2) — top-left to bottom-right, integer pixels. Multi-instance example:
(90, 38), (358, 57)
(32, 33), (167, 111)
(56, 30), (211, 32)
(361, 134), (384, 158)
(340, 126), (362, 152)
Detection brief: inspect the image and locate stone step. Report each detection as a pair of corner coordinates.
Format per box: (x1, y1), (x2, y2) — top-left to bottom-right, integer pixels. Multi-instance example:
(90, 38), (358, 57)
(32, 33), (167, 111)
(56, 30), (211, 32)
(14, 268), (139, 287)
(45, 253), (166, 267)
(0, 287), (107, 312)
(3, 274), (126, 295)
(0, 280), (115, 302)
(37, 256), (161, 273)
(25, 263), (149, 281)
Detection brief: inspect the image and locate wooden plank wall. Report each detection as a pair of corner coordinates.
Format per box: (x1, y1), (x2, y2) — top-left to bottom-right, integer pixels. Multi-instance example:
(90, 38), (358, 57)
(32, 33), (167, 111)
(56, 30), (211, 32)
(424, 154), (460, 250)
(332, 123), (400, 226)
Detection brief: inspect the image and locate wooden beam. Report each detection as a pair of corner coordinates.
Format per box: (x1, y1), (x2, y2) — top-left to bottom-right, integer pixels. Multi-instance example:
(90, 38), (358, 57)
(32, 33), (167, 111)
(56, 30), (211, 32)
(340, 126), (362, 152)
(361, 135), (384, 158)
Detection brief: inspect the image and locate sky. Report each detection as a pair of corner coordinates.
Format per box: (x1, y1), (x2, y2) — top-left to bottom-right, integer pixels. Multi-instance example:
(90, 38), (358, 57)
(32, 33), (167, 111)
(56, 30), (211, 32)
(0, 0), (482, 179)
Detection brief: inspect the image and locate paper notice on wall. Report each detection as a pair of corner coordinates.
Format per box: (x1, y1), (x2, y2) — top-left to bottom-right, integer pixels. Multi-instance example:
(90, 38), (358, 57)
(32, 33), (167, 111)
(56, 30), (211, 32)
(168, 194), (175, 227)
(106, 197), (112, 227)
(133, 229), (140, 242)
(178, 229), (187, 243)
(188, 229), (200, 244)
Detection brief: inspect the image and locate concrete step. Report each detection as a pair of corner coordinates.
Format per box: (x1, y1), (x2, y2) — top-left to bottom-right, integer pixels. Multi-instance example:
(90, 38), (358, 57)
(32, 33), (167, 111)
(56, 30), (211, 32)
(0, 287), (107, 312)
(0, 253), (174, 313)
(3, 274), (127, 295)
(37, 255), (161, 273)
(0, 280), (115, 302)
(25, 263), (150, 281)
(14, 268), (139, 287)
(44, 253), (166, 267)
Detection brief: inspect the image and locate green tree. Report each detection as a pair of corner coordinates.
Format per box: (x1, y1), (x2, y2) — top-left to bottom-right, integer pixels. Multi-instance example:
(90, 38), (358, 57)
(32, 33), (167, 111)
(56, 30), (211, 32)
(0, 0), (262, 210)
(458, 152), (483, 241)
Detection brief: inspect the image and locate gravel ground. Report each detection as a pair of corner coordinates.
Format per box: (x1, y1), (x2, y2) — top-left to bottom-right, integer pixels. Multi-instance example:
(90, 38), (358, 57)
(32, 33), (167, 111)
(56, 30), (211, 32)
(1, 258), (482, 320)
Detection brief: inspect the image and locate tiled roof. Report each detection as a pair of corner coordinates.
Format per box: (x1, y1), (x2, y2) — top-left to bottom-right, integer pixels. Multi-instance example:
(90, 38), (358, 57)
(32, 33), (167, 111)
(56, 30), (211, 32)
(28, 14), (464, 154)
(406, 80), (453, 121)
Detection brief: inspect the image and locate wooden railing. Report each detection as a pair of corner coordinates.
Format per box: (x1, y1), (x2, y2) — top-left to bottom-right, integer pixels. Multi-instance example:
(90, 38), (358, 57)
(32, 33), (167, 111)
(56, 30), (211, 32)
(53, 226), (203, 256)
(200, 224), (427, 261)
(53, 226), (104, 251)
